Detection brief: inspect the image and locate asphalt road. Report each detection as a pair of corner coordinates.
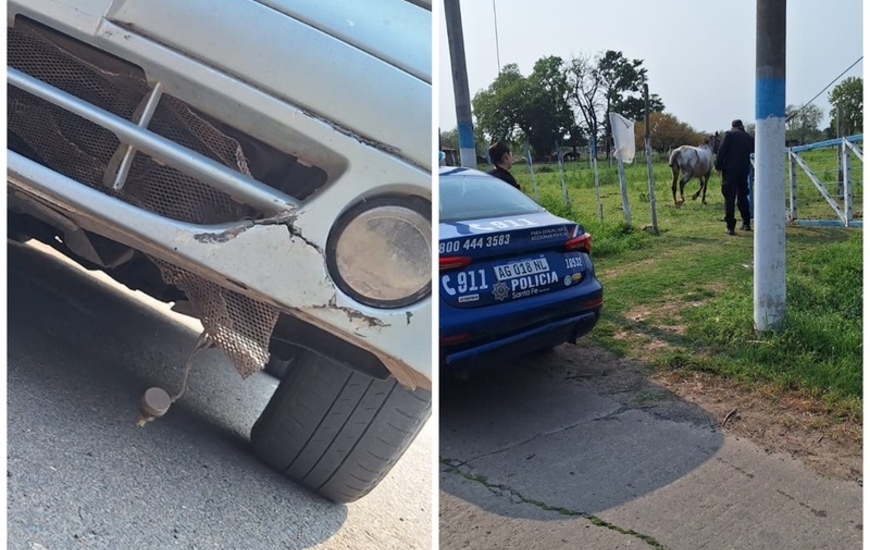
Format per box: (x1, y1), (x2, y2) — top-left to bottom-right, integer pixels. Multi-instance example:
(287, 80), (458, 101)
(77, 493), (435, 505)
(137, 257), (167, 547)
(7, 242), (433, 550)
(439, 346), (862, 550)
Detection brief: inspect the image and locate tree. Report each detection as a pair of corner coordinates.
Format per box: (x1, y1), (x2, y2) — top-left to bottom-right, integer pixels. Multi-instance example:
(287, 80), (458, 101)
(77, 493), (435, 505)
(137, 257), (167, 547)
(785, 103), (824, 145)
(633, 112), (703, 154)
(472, 58), (575, 159)
(617, 94), (665, 124)
(827, 76), (863, 136)
(472, 64), (528, 144)
(523, 56), (575, 157)
(439, 128), (458, 151)
(440, 125), (488, 164)
(474, 51), (663, 160)
(596, 50), (659, 159)
(566, 52), (605, 154)
(473, 125), (488, 157)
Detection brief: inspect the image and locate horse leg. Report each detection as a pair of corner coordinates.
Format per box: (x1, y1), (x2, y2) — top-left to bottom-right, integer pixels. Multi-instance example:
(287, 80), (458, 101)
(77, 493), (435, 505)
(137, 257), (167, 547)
(691, 175), (706, 202)
(680, 174), (691, 205)
(700, 174), (709, 204)
(671, 168), (682, 206)
(695, 169), (712, 204)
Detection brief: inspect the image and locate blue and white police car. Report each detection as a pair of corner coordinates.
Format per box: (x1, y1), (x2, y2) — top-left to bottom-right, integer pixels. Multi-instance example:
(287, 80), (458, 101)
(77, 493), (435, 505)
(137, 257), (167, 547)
(439, 166), (603, 371)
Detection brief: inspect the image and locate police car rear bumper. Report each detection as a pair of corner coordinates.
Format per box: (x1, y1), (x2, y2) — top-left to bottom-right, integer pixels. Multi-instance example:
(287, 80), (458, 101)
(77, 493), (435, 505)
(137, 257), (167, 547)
(441, 308), (600, 368)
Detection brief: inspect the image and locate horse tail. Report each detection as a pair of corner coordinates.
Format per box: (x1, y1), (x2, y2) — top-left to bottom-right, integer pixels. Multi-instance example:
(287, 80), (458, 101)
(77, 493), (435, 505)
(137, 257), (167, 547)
(668, 148), (679, 167)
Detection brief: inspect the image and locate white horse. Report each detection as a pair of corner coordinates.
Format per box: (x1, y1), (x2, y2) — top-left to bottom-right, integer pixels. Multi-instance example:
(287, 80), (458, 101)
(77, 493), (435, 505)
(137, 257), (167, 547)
(668, 133), (720, 206)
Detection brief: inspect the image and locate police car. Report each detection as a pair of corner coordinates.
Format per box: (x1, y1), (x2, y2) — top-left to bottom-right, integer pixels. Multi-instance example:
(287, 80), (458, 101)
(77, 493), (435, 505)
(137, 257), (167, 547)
(439, 166), (603, 371)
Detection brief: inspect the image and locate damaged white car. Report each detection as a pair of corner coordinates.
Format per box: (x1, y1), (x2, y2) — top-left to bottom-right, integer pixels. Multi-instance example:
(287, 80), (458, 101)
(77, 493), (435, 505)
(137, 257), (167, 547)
(7, 0), (432, 503)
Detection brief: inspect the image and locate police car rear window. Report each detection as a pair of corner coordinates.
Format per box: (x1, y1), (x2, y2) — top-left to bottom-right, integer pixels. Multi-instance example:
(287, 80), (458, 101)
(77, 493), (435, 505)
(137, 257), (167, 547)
(439, 171), (543, 222)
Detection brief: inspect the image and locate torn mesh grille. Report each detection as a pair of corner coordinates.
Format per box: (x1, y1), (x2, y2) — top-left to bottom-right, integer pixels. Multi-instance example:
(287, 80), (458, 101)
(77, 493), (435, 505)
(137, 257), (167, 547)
(7, 21), (283, 374)
(7, 24), (255, 224)
(152, 260), (280, 378)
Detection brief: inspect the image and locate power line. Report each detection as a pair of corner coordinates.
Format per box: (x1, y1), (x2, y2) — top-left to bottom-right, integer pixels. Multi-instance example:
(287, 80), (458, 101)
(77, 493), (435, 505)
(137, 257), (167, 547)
(787, 56), (862, 121)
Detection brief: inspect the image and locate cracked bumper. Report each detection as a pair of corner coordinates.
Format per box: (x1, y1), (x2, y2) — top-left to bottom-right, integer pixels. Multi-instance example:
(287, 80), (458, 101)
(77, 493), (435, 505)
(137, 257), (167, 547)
(7, 0), (432, 388)
(9, 152), (432, 389)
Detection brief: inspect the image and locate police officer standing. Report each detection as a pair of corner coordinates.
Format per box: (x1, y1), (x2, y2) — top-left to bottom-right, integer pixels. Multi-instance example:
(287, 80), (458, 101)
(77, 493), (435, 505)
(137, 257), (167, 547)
(487, 142), (521, 191)
(715, 119), (755, 235)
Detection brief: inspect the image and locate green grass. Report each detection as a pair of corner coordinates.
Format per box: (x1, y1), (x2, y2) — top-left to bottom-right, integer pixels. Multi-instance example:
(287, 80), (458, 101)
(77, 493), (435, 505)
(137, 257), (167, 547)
(493, 144), (864, 226)
(683, 232), (862, 415)
(505, 151), (863, 420)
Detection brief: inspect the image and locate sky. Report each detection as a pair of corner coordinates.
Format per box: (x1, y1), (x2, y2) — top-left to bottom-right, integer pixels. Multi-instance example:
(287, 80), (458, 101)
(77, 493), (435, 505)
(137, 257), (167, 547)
(437, 0), (864, 136)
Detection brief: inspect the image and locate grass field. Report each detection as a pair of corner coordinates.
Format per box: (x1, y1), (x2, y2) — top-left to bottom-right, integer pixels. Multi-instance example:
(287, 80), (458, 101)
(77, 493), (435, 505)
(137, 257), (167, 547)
(497, 146), (863, 421)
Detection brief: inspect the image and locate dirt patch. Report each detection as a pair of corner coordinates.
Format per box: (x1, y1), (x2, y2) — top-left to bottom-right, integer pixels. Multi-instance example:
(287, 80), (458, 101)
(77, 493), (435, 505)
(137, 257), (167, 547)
(600, 286), (860, 482)
(613, 329), (675, 354)
(545, 342), (862, 485)
(652, 370), (862, 484)
(623, 302), (689, 334)
(611, 301), (696, 354)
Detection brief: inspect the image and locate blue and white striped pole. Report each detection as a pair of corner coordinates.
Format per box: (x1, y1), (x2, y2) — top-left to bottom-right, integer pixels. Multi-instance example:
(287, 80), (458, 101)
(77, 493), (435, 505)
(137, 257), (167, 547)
(754, 0), (787, 331)
(444, 0), (477, 168)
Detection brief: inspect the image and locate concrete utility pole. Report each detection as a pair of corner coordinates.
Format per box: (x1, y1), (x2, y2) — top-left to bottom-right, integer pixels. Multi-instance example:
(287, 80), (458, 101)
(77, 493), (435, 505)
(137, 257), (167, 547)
(444, 0), (477, 168)
(492, 0), (501, 73)
(754, 0), (787, 331)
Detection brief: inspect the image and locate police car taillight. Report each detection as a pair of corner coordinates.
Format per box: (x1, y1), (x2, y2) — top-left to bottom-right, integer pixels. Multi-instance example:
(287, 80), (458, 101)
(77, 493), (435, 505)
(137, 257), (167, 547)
(439, 255), (472, 271)
(565, 232), (592, 254)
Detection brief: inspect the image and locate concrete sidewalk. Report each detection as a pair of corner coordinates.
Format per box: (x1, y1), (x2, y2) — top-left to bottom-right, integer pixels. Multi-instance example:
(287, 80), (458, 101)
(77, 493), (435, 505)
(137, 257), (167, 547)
(599, 434), (862, 549)
(442, 429), (861, 550)
(439, 360), (861, 549)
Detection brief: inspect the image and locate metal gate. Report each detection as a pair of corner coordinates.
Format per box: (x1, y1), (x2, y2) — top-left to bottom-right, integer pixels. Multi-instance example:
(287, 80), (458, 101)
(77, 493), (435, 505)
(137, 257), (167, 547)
(786, 135), (863, 227)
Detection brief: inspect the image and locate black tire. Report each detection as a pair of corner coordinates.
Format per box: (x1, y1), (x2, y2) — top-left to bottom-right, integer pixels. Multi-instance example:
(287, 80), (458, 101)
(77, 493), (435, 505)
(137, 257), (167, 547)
(250, 350), (431, 503)
(263, 354), (296, 380)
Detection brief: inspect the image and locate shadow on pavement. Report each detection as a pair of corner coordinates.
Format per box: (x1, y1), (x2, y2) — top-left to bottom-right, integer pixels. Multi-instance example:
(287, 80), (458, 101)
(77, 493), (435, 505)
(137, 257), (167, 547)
(7, 242), (346, 548)
(439, 343), (725, 519)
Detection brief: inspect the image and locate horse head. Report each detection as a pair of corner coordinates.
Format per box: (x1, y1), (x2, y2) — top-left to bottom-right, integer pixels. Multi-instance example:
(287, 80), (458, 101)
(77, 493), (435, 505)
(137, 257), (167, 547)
(703, 132), (721, 154)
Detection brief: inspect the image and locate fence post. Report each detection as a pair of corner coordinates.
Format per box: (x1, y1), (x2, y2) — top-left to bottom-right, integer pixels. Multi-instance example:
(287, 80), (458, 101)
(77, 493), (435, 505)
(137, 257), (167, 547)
(616, 156), (632, 227)
(788, 151), (797, 222)
(643, 84), (658, 234)
(556, 142), (570, 206)
(843, 137), (852, 225)
(524, 140), (540, 202)
(837, 105), (845, 199)
(591, 135), (603, 220)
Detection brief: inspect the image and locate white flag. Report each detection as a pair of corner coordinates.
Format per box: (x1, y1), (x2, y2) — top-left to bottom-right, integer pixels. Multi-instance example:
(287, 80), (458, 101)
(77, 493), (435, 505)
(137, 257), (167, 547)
(609, 112), (636, 164)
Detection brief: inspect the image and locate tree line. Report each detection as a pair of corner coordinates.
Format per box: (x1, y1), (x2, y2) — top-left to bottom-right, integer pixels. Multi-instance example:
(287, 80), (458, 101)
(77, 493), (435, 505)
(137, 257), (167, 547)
(440, 50), (863, 161)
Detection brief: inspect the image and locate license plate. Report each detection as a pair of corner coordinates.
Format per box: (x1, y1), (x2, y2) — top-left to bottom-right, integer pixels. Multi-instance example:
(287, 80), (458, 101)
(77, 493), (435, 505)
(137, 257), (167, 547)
(494, 256), (550, 281)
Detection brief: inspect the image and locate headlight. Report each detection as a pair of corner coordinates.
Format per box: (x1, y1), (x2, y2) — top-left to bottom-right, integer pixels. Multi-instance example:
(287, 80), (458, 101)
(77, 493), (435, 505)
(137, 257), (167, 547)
(327, 196), (431, 308)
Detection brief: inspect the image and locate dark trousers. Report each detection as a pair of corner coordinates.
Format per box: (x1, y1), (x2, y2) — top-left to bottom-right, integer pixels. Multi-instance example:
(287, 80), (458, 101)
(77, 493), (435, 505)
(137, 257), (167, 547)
(721, 171), (751, 230)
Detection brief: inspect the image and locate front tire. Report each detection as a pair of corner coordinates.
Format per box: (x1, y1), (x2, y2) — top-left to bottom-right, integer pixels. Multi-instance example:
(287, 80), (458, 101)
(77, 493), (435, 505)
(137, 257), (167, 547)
(251, 350), (431, 503)
(262, 354), (296, 380)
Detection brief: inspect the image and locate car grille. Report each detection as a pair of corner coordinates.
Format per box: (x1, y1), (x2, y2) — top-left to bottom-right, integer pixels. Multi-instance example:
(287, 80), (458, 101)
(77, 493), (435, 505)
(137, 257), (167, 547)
(8, 20), (259, 224)
(6, 18), (328, 377)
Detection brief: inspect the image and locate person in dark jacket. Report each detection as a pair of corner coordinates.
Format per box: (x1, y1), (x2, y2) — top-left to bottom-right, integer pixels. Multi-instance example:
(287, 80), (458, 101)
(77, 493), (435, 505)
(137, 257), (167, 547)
(487, 141), (521, 190)
(714, 119), (755, 235)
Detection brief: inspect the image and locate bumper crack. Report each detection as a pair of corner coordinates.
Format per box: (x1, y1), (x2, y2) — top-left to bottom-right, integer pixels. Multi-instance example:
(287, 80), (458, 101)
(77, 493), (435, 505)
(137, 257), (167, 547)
(298, 107), (427, 173)
(311, 297), (389, 329)
(192, 212), (387, 329)
(193, 211), (299, 244)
